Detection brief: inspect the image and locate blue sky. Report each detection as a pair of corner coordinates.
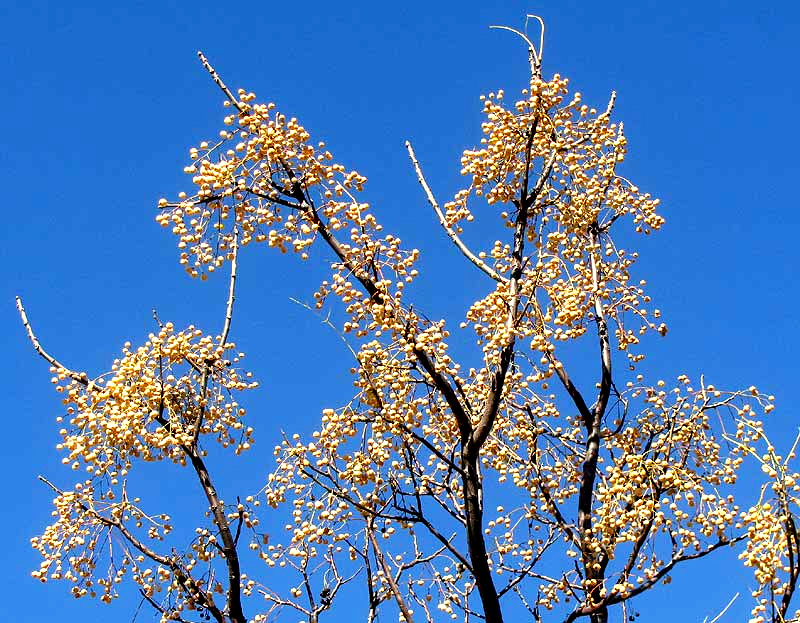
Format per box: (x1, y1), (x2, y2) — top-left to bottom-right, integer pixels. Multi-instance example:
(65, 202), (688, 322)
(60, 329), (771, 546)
(3, 1), (799, 621)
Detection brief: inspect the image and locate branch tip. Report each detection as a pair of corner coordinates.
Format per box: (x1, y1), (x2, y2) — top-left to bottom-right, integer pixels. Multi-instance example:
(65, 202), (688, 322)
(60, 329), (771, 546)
(197, 51), (244, 112)
(17, 296), (90, 387)
(490, 20), (543, 75)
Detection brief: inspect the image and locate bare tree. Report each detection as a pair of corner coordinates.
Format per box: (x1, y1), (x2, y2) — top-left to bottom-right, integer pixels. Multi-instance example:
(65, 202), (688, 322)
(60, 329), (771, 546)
(20, 17), (800, 623)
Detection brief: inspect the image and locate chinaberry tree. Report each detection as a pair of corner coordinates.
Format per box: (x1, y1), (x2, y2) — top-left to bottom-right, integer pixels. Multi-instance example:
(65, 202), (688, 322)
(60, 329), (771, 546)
(19, 16), (800, 623)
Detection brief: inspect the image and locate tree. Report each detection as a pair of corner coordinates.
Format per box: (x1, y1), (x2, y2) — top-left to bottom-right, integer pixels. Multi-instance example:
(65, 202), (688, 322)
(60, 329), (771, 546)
(19, 17), (800, 623)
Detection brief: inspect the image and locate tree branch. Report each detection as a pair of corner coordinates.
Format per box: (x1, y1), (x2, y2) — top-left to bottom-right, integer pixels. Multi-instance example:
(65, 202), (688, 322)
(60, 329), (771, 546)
(197, 51), (245, 112)
(405, 140), (506, 284)
(184, 448), (246, 623)
(365, 517), (415, 623)
(16, 296), (92, 388)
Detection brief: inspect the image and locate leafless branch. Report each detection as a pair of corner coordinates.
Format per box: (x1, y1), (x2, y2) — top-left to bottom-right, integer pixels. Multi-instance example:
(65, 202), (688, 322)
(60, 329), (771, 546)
(405, 141), (506, 284)
(197, 51), (244, 112)
(219, 227), (239, 347)
(365, 517), (415, 623)
(703, 592), (739, 623)
(16, 296), (91, 388)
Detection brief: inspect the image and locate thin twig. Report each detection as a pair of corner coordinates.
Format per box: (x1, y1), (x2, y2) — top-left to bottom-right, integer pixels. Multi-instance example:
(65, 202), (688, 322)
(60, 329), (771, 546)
(405, 141), (506, 284)
(365, 518), (415, 623)
(197, 51), (245, 112)
(138, 589), (192, 623)
(603, 91), (617, 118)
(289, 297), (359, 362)
(703, 592), (739, 623)
(16, 296), (91, 387)
(152, 308), (164, 329)
(525, 14), (545, 67)
(490, 19), (543, 76)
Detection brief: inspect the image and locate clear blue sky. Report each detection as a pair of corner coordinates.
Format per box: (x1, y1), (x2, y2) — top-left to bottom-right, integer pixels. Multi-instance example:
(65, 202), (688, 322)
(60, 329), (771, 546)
(3, 1), (799, 621)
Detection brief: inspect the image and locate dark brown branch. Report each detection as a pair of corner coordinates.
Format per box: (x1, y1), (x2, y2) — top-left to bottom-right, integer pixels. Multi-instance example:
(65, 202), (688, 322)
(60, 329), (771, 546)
(563, 537), (746, 623)
(779, 508), (800, 619)
(365, 518), (415, 623)
(298, 464), (413, 523)
(470, 343), (513, 457)
(616, 515), (657, 584)
(547, 353), (593, 428)
(524, 150), (558, 209)
(406, 511), (474, 572)
(589, 224), (613, 425)
(184, 448), (246, 623)
(519, 117), (540, 206)
(242, 186), (305, 210)
(610, 536), (745, 605)
(138, 589), (193, 623)
(565, 222), (614, 623)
